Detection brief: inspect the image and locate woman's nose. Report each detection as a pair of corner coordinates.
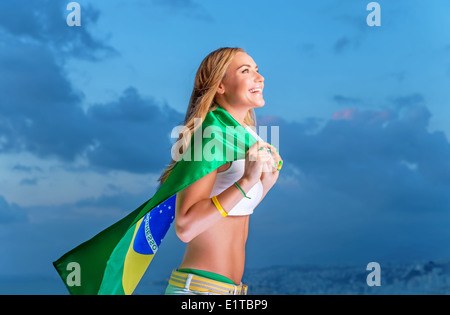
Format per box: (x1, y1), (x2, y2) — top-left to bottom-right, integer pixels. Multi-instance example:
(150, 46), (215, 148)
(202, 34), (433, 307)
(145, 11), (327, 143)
(255, 71), (264, 82)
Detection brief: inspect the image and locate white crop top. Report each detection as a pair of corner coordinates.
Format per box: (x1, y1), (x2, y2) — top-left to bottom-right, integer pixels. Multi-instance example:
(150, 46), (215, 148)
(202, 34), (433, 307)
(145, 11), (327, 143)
(209, 159), (263, 216)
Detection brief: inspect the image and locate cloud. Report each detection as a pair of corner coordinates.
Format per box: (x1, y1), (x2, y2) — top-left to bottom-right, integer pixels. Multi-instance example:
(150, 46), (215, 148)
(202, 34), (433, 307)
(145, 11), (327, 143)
(0, 0), (116, 61)
(91, 94), (179, 171)
(0, 38), (92, 160)
(389, 93), (426, 109)
(74, 189), (153, 213)
(0, 1), (183, 174)
(247, 100), (450, 265)
(329, 3), (375, 56)
(332, 95), (364, 106)
(0, 60), (183, 172)
(0, 42), (182, 174)
(0, 196), (26, 224)
(19, 178), (38, 186)
(12, 164), (43, 173)
(285, 102), (450, 198)
(0, 0), (108, 161)
(85, 87), (184, 173)
(0, 197), (127, 277)
(333, 36), (351, 54)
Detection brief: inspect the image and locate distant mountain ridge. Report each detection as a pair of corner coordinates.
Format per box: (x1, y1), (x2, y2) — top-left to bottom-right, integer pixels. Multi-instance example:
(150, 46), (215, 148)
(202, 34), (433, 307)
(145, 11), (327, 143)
(242, 260), (450, 295)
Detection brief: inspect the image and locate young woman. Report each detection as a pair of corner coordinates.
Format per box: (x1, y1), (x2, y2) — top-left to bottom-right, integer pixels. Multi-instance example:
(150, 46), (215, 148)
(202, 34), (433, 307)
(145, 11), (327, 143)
(161, 47), (282, 295)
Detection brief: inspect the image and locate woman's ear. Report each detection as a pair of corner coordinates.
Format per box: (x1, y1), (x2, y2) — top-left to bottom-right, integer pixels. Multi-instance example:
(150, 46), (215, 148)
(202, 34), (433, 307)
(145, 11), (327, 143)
(216, 82), (225, 95)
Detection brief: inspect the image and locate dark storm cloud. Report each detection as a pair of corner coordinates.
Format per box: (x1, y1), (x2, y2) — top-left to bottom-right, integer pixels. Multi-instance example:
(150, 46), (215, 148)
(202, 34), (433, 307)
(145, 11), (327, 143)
(0, 48), (183, 172)
(85, 87), (184, 173)
(247, 101), (450, 265)
(0, 0), (183, 173)
(0, 0), (110, 160)
(0, 0), (116, 61)
(0, 39), (182, 173)
(0, 38), (90, 160)
(274, 102), (450, 211)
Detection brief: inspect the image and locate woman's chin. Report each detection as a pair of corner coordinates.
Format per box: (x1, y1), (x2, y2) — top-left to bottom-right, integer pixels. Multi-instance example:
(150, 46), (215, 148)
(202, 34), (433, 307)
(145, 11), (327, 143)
(245, 95), (265, 108)
(252, 99), (265, 108)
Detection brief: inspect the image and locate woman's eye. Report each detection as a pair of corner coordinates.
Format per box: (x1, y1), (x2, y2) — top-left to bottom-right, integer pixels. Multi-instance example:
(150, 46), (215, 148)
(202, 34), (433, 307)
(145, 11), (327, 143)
(242, 68), (260, 74)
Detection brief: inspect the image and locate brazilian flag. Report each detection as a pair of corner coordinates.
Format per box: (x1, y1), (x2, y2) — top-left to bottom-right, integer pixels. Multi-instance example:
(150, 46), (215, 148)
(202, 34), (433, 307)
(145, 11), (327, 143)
(53, 106), (257, 295)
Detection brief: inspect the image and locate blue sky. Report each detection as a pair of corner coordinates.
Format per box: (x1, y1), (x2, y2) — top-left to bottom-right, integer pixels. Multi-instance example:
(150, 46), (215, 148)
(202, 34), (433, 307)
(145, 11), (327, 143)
(1, 0), (450, 293)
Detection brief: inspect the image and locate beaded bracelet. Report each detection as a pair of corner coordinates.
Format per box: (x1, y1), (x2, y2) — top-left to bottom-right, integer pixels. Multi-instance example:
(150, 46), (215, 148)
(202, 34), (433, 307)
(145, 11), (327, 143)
(234, 182), (251, 199)
(277, 160), (283, 171)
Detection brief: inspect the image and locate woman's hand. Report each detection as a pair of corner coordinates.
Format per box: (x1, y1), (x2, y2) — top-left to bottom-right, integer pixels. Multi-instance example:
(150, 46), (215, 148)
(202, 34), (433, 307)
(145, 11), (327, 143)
(240, 141), (274, 186)
(260, 144), (282, 191)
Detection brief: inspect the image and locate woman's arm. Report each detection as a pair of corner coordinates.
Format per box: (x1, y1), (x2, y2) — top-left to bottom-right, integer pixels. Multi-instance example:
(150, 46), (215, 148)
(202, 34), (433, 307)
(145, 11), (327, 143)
(174, 141), (273, 243)
(174, 169), (255, 243)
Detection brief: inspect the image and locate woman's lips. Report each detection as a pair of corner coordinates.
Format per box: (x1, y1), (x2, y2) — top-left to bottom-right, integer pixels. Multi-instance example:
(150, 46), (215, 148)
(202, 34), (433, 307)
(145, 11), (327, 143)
(249, 87), (263, 93)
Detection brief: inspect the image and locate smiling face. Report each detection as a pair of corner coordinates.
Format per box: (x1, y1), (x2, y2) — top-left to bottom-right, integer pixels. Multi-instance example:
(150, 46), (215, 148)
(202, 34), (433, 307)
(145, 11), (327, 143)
(215, 52), (265, 111)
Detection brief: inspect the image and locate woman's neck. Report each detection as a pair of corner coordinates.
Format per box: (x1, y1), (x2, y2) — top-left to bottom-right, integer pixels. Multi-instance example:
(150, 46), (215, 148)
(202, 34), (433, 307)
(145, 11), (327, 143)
(215, 101), (247, 126)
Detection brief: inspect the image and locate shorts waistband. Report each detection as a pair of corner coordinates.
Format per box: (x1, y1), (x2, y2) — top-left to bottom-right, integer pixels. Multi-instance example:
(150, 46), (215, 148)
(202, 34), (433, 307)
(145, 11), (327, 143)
(168, 270), (248, 295)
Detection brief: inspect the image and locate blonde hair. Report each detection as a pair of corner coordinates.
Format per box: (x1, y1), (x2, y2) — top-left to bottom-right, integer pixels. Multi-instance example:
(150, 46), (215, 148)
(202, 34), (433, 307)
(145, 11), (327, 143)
(158, 47), (256, 184)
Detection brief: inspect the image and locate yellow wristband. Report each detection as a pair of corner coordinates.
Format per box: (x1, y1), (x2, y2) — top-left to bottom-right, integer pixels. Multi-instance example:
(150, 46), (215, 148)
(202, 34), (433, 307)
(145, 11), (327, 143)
(211, 195), (227, 217)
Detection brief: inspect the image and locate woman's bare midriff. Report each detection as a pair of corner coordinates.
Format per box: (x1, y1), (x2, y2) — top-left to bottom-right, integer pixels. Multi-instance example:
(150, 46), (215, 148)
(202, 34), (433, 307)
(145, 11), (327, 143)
(178, 214), (249, 285)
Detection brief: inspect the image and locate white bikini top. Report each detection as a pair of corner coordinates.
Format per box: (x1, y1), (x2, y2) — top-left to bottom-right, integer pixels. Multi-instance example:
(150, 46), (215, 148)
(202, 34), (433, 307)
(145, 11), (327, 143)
(210, 160), (263, 216)
(209, 125), (264, 216)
